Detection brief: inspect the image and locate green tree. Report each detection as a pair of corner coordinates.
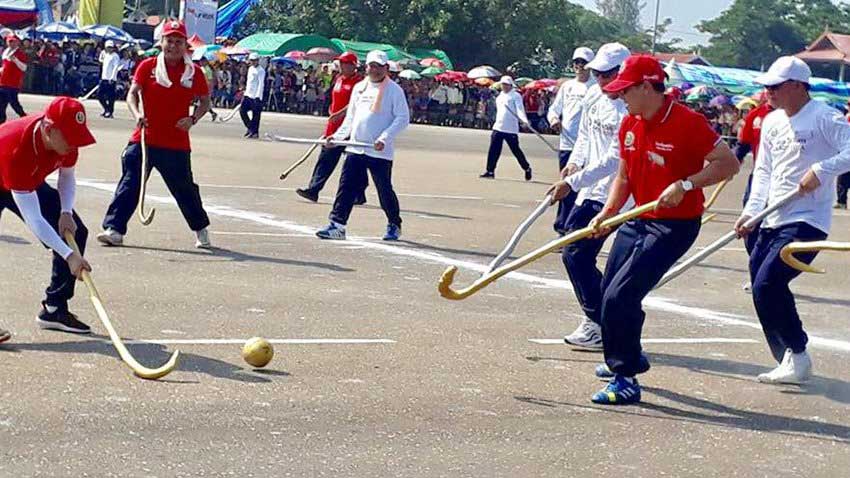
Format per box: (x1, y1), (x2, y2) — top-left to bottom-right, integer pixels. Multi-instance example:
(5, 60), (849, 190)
(596, 0), (646, 34)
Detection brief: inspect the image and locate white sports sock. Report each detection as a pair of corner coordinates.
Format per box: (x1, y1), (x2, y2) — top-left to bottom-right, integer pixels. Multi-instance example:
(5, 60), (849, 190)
(45, 305), (58, 313)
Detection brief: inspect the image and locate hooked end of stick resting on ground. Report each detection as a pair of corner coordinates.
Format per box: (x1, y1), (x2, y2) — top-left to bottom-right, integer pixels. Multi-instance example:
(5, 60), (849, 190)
(438, 266), (463, 300)
(133, 350), (180, 380)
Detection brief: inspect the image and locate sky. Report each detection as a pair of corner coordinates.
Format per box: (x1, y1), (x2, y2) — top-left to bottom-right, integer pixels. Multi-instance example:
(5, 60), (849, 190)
(571, 0), (850, 49)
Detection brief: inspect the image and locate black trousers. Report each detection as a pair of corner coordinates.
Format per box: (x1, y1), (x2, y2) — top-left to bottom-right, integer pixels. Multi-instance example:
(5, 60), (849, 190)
(485, 130), (530, 174)
(102, 143), (210, 235)
(0, 86), (25, 124)
(561, 200), (606, 324)
(0, 183), (88, 309)
(330, 153), (401, 227)
(553, 149), (577, 234)
(303, 145), (366, 202)
(97, 80), (116, 115)
(837, 172), (850, 205)
(240, 97), (262, 135)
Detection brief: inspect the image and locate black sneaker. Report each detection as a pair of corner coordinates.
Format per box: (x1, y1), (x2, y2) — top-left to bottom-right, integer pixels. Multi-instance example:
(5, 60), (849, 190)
(525, 168), (533, 181)
(36, 303), (91, 335)
(296, 188), (319, 202)
(479, 171), (495, 179)
(0, 329), (10, 344)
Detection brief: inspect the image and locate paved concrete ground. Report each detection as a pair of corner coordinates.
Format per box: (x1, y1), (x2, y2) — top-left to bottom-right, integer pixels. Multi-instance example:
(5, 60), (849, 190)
(2, 95), (850, 477)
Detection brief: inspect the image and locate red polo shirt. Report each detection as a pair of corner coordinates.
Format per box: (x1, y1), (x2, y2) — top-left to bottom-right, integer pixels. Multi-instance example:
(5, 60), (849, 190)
(620, 96), (720, 220)
(739, 103), (772, 162)
(129, 57), (209, 151)
(324, 73), (363, 137)
(0, 49), (28, 89)
(0, 115), (78, 192)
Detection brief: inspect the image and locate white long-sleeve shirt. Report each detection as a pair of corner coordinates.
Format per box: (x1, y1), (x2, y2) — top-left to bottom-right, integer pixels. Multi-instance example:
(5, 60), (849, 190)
(547, 77), (593, 151)
(492, 90), (528, 134)
(99, 51), (120, 81)
(744, 99), (850, 233)
(333, 78), (410, 161)
(244, 65), (265, 99)
(565, 84), (629, 206)
(11, 167), (77, 259)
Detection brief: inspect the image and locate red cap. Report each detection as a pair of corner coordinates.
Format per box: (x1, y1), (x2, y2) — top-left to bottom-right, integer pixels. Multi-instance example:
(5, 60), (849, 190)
(603, 54), (666, 94)
(5, 33), (19, 42)
(45, 97), (96, 148)
(161, 19), (188, 39)
(336, 52), (358, 65)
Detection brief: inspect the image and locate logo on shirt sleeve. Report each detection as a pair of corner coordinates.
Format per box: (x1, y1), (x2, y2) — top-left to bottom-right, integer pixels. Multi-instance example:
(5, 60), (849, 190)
(624, 131), (635, 148)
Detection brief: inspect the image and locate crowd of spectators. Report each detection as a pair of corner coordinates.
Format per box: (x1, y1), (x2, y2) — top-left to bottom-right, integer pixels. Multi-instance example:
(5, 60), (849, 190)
(3, 36), (759, 137)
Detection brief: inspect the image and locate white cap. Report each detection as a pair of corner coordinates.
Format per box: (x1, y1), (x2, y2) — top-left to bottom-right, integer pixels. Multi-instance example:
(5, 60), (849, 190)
(755, 56), (811, 86)
(572, 47), (595, 63)
(365, 50), (389, 66)
(499, 75), (515, 87)
(104, 40), (115, 48)
(248, 52), (259, 61)
(585, 42), (630, 72)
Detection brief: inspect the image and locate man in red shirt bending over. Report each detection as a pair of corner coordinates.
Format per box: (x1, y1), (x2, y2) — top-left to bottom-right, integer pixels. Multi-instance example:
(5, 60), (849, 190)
(296, 52), (366, 204)
(97, 20), (212, 249)
(0, 97), (97, 343)
(586, 55), (739, 404)
(0, 33), (28, 124)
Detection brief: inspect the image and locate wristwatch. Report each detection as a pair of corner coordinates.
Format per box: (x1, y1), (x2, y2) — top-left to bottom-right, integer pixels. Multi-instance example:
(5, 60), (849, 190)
(680, 179), (694, 191)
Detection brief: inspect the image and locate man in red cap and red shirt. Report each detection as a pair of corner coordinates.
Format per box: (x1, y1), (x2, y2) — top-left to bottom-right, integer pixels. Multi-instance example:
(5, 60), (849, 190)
(97, 19), (213, 249)
(0, 97), (97, 343)
(0, 33), (28, 124)
(296, 51), (366, 205)
(586, 55), (739, 404)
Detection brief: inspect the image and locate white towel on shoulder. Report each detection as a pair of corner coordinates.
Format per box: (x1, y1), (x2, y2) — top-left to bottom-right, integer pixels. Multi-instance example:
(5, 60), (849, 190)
(155, 52), (194, 88)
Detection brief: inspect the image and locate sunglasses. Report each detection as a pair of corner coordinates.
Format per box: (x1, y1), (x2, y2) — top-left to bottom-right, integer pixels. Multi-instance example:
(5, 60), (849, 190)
(592, 68), (619, 79)
(765, 81), (789, 91)
(572, 60), (588, 67)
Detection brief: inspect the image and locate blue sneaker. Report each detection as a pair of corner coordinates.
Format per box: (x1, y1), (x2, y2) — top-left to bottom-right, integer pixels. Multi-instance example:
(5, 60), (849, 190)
(316, 222), (346, 240)
(382, 223), (401, 241)
(591, 375), (641, 405)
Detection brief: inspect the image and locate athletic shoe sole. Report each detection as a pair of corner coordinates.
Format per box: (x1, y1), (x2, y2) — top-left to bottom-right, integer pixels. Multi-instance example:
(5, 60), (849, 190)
(36, 317), (91, 335)
(564, 337), (603, 350)
(96, 234), (123, 247)
(0, 331), (11, 344)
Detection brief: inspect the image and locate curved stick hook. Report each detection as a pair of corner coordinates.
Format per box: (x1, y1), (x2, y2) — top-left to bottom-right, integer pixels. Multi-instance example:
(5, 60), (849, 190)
(138, 128), (156, 226)
(438, 201), (659, 300)
(780, 241), (850, 274)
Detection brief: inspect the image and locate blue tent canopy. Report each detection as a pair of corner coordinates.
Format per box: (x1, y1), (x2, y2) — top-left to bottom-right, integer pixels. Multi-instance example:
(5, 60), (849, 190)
(216, 0), (258, 38)
(82, 24), (135, 43)
(34, 21), (87, 40)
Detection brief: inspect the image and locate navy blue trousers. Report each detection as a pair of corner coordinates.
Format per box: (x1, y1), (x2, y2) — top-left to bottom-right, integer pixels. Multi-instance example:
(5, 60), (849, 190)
(561, 200), (605, 324)
(102, 143), (210, 235)
(485, 130), (530, 174)
(303, 145), (366, 203)
(98, 80), (116, 115)
(553, 150), (577, 234)
(0, 183), (88, 309)
(330, 154), (401, 227)
(741, 173), (758, 254)
(749, 222), (826, 362)
(0, 86), (25, 124)
(602, 218), (701, 377)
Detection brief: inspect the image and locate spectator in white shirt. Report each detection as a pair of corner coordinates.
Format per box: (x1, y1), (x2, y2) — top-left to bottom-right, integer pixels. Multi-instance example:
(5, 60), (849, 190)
(239, 53), (265, 138)
(97, 40), (120, 118)
(548, 46), (595, 233)
(480, 75), (532, 180)
(735, 56), (850, 384)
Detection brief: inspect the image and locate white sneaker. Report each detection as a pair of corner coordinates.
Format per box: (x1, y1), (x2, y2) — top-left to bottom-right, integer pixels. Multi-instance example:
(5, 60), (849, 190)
(564, 318), (603, 350)
(96, 228), (124, 246)
(757, 348), (812, 384)
(195, 228), (211, 249)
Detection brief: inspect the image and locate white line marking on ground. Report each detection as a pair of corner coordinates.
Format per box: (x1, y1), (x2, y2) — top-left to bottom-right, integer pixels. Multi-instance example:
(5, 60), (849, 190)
(123, 338), (396, 345)
(212, 231), (309, 238)
(200, 183), (482, 200)
(493, 203), (521, 208)
(529, 338), (760, 345)
(76, 179), (850, 353)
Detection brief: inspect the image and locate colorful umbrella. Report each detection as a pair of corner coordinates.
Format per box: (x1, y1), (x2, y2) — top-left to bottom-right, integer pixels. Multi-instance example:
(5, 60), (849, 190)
(435, 70), (468, 82)
(187, 33), (206, 49)
(420, 66), (445, 77)
(525, 79), (558, 90)
(468, 65), (501, 79)
(284, 50), (306, 60)
(735, 97), (758, 110)
(514, 77), (534, 87)
(81, 24), (135, 43)
(684, 85), (722, 102)
(709, 95), (730, 108)
(305, 47), (337, 63)
(222, 46), (250, 56)
(420, 57), (445, 68)
(270, 56), (298, 67)
(399, 69), (422, 80)
(191, 44), (222, 61)
(387, 61), (402, 73)
(474, 77), (494, 87)
(34, 22), (88, 41)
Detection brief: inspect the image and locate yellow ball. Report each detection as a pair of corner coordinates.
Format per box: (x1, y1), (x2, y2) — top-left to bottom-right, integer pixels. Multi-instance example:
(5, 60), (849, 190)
(241, 337), (274, 368)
